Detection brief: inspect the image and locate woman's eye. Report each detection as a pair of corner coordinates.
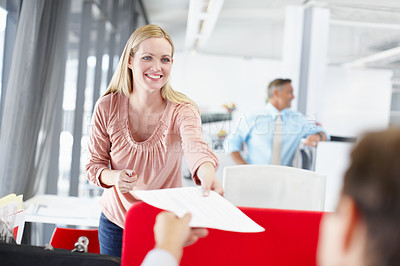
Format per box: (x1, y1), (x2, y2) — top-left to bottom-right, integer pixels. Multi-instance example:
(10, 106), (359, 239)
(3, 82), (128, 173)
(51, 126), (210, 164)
(162, 58), (170, 63)
(143, 56), (151, 60)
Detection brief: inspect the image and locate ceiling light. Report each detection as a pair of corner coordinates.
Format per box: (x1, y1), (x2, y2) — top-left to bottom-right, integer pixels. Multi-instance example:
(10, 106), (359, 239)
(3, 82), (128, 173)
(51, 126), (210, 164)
(184, 0), (225, 51)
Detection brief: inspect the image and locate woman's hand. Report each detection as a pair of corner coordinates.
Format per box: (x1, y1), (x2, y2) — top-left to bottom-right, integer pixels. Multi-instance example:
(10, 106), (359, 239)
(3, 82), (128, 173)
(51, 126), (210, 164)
(196, 162), (224, 196)
(100, 169), (137, 193)
(116, 169), (138, 193)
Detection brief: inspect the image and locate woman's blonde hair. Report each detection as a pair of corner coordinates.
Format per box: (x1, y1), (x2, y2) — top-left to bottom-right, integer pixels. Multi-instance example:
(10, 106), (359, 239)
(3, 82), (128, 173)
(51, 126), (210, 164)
(103, 24), (198, 111)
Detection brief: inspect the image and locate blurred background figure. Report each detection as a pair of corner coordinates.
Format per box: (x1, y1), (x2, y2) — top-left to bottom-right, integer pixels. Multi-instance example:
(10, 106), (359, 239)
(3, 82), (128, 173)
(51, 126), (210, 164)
(318, 128), (400, 266)
(225, 78), (328, 166)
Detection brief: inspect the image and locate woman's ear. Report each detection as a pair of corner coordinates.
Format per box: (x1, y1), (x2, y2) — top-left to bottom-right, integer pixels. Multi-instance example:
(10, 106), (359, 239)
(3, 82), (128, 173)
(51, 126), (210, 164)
(128, 56), (133, 69)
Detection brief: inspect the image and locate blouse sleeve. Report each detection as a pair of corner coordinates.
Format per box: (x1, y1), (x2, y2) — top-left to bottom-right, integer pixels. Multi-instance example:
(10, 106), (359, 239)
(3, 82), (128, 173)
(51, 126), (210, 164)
(301, 115), (330, 141)
(175, 104), (219, 184)
(86, 97), (111, 187)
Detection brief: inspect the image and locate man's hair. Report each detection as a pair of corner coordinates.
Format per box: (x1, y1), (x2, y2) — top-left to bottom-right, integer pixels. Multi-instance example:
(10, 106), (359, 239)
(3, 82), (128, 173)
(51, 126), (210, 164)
(267, 78), (292, 99)
(343, 128), (400, 266)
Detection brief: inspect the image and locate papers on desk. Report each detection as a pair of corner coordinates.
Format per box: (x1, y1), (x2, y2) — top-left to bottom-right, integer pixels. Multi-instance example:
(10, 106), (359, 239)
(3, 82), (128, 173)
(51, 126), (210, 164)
(0, 194), (25, 244)
(23, 195), (101, 227)
(134, 187), (264, 233)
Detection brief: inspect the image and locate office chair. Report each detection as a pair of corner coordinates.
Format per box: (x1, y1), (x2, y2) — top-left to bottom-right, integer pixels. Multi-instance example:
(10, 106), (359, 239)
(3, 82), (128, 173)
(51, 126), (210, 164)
(223, 165), (326, 211)
(122, 202), (324, 266)
(50, 227), (100, 254)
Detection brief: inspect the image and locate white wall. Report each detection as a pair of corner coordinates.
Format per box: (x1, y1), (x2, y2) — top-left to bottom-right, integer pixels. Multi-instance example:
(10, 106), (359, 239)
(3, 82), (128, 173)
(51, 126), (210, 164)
(171, 52), (282, 114)
(320, 66), (393, 137)
(315, 141), (354, 211)
(172, 53), (282, 183)
(171, 53), (393, 139)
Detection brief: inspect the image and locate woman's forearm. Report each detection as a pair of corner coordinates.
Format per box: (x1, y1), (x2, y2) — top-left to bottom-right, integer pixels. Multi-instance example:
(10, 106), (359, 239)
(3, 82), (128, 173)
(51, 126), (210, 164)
(99, 169), (118, 187)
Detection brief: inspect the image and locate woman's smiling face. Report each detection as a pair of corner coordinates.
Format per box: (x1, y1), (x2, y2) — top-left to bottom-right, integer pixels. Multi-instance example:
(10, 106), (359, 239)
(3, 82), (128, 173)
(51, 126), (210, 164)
(129, 37), (173, 93)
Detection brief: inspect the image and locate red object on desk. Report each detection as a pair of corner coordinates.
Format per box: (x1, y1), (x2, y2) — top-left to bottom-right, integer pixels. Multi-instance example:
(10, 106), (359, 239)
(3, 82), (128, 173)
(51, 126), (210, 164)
(50, 227), (100, 254)
(121, 202), (324, 266)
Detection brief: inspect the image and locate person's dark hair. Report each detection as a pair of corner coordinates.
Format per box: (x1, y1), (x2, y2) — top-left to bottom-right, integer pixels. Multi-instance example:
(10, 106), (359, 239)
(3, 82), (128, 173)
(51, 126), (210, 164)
(267, 78), (292, 99)
(343, 128), (400, 266)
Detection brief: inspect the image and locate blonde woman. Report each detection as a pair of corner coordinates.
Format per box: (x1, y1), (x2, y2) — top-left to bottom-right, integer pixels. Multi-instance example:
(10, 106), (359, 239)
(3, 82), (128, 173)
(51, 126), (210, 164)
(86, 24), (223, 257)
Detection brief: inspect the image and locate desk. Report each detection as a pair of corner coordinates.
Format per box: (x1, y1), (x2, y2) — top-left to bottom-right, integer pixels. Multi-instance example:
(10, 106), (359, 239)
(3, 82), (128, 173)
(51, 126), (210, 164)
(24, 195), (101, 227)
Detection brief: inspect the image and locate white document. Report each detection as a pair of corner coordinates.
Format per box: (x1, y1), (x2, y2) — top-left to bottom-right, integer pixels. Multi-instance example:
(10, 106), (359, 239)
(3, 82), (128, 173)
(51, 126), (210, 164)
(134, 187), (264, 233)
(23, 195), (101, 227)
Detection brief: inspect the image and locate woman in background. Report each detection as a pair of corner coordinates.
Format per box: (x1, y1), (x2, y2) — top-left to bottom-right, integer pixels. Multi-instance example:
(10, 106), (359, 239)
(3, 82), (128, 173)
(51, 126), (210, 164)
(86, 24), (223, 257)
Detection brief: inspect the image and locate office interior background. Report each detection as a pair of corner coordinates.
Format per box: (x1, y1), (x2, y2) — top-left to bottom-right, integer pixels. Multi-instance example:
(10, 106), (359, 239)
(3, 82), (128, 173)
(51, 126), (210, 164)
(0, 0), (399, 244)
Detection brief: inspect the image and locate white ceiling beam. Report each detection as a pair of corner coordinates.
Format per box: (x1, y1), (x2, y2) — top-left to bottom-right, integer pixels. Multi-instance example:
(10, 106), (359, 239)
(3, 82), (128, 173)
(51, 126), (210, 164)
(330, 19), (400, 30)
(184, 0), (203, 50)
(197, 0), (224, 49)
(184, 0), (224, 52)
(342, 46), (400, 67)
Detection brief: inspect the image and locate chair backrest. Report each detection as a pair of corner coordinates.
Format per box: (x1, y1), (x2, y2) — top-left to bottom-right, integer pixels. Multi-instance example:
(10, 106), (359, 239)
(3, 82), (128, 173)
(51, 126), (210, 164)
(292, 141), (317, 170)
(122, 202), (324, 266)
(50, 227), (100, 254)
(223, 165), (326, 211)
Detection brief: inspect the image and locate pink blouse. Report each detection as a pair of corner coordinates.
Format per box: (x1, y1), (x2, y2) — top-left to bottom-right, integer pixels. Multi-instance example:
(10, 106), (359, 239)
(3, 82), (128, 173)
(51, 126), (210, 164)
(86, 92), (219, 228)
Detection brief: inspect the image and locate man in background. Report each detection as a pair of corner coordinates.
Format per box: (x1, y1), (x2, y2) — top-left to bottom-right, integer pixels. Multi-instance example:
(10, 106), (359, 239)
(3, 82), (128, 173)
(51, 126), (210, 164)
(225, 78), (328, 166)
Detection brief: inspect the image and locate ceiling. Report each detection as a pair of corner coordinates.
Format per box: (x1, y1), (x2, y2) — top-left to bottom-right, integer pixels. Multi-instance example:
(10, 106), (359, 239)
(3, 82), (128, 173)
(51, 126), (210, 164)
(143, 0), (400, 70)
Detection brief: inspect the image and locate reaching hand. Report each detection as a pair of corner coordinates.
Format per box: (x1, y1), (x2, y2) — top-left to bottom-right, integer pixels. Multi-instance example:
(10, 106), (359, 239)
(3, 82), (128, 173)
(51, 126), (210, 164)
(197, 162), (224, 196)
(154, 212), (208, 263)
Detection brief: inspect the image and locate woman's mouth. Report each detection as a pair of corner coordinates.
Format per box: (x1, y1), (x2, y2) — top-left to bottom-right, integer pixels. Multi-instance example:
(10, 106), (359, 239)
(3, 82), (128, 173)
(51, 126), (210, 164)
(145, 74), (162, 80)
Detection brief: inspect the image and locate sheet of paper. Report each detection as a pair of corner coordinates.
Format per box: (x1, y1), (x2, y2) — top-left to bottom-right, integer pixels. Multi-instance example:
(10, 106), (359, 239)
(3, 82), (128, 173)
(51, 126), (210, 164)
(0, 194), (25, 244)
(24, 195), (100, 219)
(0, 194), (23, 210)
(134, 187), (264, 233)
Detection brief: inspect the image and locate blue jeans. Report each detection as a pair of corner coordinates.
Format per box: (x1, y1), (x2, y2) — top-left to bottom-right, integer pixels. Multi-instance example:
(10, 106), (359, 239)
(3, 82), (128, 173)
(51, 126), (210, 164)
(99, 212), (123, 257)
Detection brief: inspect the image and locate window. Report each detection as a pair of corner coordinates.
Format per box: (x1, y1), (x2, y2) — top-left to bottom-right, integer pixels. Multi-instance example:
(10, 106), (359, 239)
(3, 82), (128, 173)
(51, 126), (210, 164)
(0, 8), (7, 108)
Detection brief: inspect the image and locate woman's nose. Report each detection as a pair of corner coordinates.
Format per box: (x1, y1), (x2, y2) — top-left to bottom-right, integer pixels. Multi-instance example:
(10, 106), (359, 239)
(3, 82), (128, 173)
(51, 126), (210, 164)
(151, 60), (161, 71)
